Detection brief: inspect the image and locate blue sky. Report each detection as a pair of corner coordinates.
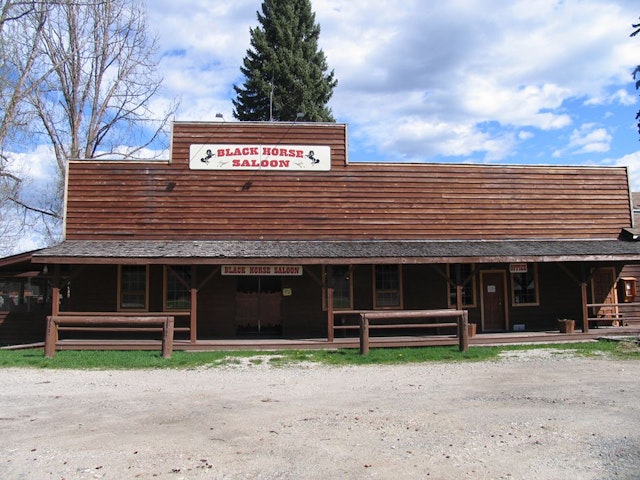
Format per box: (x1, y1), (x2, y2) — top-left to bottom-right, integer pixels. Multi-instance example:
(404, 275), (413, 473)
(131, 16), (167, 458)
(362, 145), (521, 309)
(145, 0), (640, 180)
(4, 0), (640, 254)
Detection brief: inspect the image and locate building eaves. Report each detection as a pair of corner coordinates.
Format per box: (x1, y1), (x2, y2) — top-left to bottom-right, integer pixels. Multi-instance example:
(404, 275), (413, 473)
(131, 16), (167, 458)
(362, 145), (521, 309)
(30, 239), (640, 265)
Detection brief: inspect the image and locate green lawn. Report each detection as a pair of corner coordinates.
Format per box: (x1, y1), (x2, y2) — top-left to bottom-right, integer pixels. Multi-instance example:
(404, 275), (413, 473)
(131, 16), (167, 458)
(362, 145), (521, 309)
(0, 339), (638, 369)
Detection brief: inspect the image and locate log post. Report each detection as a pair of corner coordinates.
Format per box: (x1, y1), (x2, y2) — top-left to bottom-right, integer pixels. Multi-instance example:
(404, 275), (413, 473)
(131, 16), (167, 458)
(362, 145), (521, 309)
(359, 313), (369, 355)
(458, 310), (469, 352)
(44, 316), (58, 359)
(190, 287), (197, 344)
(162, 316), (175, 359)
(190, 265), (197, 344)
(581, 282), (589, 333)
(327, 287), (334, 342)
(456, 284), (463, 311)
(51, 288), (60, 316)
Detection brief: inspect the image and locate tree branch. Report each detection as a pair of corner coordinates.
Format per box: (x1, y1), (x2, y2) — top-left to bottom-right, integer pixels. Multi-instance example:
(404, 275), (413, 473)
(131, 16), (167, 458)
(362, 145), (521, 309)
(8, 196), (60, 219)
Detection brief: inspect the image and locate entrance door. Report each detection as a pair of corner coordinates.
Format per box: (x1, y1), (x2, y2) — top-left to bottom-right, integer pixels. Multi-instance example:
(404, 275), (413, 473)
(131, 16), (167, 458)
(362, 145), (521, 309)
(591, 267), (619, 325)
(481, 271), (507, 331)
(235, 276), (282, 335)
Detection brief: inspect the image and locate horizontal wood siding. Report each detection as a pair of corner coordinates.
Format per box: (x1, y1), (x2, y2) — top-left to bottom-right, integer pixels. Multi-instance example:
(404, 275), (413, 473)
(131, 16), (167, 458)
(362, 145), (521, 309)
(64, 122), (632, 241)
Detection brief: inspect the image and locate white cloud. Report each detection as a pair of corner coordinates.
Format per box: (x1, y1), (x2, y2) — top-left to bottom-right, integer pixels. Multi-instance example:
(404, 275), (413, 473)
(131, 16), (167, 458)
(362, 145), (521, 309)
(5, 144), (57, 183)
(586, 88), (638, 107)
(5, 0), (640, 254)
(568, 124), (613, 154)
(610, 150), (640, 191)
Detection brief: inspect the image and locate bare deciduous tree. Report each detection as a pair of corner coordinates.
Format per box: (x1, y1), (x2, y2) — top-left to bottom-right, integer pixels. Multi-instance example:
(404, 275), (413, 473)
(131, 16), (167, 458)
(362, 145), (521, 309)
(632, 18), (640, 139)
(0, 1), (51, 251)
(0, 0), (177, 253)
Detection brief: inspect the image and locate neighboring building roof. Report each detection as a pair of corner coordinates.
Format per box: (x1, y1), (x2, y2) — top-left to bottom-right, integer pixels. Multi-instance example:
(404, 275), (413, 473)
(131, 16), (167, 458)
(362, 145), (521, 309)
(31, 239), (640, 265)
(0, 249), (45, 275)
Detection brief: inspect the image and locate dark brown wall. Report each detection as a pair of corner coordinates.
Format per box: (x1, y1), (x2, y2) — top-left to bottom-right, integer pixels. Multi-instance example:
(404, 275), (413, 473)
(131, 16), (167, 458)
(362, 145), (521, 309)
(281, 266), (325, 336)
(196, 268), (237, 338)
(64, 122), (632, 242)
(67, 265), (118, 311)
(507, 263), (584, 330)
(0, 312), (46, 345)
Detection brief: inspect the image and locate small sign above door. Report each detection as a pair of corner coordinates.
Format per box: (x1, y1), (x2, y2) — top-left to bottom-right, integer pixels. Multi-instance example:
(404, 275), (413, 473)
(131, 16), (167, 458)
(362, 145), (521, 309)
(222, 265), (303, 276)
(509, 263), (528, 273)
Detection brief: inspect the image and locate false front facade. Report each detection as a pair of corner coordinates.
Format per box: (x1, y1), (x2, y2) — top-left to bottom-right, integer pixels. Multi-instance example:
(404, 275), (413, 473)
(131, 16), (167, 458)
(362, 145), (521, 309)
(4, 121), (640, 346)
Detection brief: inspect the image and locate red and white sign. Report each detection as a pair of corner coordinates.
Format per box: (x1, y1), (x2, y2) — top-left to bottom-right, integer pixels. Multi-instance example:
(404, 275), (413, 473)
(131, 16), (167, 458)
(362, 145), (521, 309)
(509, 263), (528, 273)
(189, 144), (331, 171)
(221, 265), (303, 276)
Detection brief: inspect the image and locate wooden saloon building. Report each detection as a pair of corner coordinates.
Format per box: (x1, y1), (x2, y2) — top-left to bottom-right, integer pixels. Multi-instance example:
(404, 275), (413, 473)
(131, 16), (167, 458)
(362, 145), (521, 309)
(3, 121), (640, 347)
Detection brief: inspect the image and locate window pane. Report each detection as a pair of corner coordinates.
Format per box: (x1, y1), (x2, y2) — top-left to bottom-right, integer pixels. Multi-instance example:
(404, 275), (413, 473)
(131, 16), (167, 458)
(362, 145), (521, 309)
(448, 264), (475, 307)
(331, 265), (351, 309)
(120, 265), (147, 309)
(512, 266), (537, 305)
(375, 265), (401, 308)
(0, 279), (48, 313)
(166, 266), (191, 310)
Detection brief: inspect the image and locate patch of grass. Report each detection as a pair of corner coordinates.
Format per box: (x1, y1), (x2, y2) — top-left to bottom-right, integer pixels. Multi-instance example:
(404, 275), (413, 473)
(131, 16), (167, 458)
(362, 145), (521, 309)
(0, 349), (266, 369)
(0, 340), (638, 369)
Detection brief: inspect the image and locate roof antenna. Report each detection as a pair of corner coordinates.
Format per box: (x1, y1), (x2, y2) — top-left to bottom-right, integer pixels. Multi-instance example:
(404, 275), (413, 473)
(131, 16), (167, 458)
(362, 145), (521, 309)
(269, 80), (274, 122)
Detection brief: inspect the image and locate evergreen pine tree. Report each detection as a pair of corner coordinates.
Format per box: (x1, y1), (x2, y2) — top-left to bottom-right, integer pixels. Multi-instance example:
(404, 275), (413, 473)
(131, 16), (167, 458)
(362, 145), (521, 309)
(232, 0), (337, 122)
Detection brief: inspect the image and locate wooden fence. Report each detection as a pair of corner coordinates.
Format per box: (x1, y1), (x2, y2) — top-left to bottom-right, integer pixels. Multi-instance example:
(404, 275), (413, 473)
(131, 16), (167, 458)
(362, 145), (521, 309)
(45, 314), (175, 359)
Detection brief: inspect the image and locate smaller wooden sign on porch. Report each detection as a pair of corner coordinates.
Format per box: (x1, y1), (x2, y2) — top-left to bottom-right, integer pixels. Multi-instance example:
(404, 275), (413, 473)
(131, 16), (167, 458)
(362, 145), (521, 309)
(221, 265), (303, 276)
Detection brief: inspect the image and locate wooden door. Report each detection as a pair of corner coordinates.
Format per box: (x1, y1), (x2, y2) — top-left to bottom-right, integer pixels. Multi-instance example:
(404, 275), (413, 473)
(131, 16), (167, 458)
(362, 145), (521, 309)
(591, 267), (619, 324)
(235, 277), (282, 335)
(481, 271), (507, 331)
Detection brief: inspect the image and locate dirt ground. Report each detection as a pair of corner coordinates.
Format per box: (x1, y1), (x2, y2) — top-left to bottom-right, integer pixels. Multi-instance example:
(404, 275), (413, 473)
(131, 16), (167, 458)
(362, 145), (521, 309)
(1, 349), (639, 480)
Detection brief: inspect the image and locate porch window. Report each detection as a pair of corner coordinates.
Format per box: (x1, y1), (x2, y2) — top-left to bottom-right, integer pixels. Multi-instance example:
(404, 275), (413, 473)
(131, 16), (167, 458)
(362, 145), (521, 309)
(164, 266), (191, 310)
(0, 278), (48, 313)
(325, 265), (353, 309)
(511, 264), (539, 306)
(447, 263), (476, 307)
(118, 265), (148, 310)
(373, 265), (402, 309)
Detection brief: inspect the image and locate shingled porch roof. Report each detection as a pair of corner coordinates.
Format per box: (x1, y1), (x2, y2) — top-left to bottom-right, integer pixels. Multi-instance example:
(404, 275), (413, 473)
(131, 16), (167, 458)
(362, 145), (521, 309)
(31, 239), (640, 265)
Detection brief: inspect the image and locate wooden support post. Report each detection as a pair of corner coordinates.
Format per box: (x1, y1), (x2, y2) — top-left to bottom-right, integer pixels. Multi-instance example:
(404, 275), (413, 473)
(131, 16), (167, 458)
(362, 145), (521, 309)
(456, 284), (463, 311)
(51, 287), (60, 316)
(44, 316), (58, 358)
(327, 287), (334, 342)
(162, 316), (175, 359)
(190, 288), (197, 344)
(581, 282), (589, 333)
(459, 310), (469, 352)
(359, 314), (369, 355)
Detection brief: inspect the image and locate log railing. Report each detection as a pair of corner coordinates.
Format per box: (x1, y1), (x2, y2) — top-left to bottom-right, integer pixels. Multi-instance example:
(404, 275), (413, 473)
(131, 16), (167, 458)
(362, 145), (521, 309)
(45, 314), (175, 359)
(584, 302), (640, 330)
(357, 309), (469, 354)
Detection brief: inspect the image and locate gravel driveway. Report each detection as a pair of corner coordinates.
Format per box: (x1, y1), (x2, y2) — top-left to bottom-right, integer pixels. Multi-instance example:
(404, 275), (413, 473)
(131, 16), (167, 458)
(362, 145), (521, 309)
(1, 349), (639, 479)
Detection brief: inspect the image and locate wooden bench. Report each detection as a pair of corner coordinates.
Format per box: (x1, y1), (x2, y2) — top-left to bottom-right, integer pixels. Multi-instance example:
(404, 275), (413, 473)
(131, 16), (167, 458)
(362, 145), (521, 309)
(347, 309), (469, 354)
(45, 315), (175, 359)
(589, 313), (640, 327)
